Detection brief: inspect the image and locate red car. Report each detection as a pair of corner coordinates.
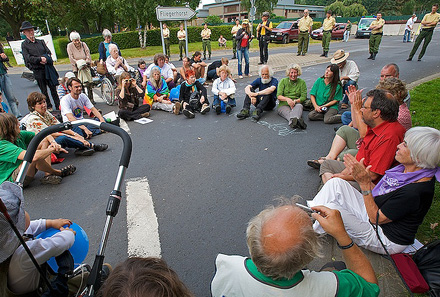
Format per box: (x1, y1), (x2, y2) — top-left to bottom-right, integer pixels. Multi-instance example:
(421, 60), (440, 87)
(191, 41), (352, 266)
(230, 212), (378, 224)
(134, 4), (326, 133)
(269, 21), (299, 44)
(311, 23), (347, 40)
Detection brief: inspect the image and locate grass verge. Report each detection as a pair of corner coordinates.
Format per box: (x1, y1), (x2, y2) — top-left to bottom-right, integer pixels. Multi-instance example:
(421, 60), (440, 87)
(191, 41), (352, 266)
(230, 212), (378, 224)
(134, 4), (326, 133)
(410, 78), (440, 243)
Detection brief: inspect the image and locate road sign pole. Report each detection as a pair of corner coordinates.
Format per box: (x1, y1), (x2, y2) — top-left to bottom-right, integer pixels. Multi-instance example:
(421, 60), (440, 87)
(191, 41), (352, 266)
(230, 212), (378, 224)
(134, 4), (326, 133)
(159, 21), (166, 55)
(184, 21), (189, 59)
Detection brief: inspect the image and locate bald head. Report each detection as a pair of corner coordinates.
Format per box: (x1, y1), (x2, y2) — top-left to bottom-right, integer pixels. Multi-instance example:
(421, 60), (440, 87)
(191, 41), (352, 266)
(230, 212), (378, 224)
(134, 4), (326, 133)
(247, 199), (321, 280)
(261, 206), (309, 255)
(380, 64), (399, 81)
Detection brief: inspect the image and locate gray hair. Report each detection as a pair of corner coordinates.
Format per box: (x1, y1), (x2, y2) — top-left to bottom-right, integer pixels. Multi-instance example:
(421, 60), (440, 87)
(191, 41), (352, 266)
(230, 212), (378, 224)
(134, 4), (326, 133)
(259, 65), (273, 78)
(108, 43), (119, 53)
(246, 197), (322, 280)
(285, 63), (302, 76)
(69, 31), (81, 41)
(149, 67), (163, 90)
(405, 127), (440, 168)
(102, 29), (112, 38)
(383, 63), (399, 77)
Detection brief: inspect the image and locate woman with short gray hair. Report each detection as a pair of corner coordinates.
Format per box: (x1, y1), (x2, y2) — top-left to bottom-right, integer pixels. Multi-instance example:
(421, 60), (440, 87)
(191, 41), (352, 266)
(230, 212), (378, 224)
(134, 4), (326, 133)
(66, 31), (94, 101)
(310, 126), (440, 255)
(98, 28), (120, 63)
(276, 63), (307, 129)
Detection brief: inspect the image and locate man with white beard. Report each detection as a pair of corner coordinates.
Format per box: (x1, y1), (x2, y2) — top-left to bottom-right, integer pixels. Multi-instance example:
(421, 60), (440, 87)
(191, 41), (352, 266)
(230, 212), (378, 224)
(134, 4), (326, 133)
(237, 65), (278, 121)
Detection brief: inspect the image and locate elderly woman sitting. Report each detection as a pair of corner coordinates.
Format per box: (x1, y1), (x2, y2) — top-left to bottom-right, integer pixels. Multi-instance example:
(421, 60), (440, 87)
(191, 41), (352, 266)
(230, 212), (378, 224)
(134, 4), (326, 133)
(212, 65), (236, 115)
(26, 92), (107, 156)
(142, 53), (175, 90)
(277, 63), (307, 129)
(66, 31), (94, 102)
(0, 113), (76, 186)
(144, 67), (180, 114)
(117, 72), (150, 120)
(309, 126), (440, 255)
(106, 44), (132, 79)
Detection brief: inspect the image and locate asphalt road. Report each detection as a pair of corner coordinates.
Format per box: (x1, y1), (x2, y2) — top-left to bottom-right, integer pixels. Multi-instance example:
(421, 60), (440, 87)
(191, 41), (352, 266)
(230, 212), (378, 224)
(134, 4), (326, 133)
(8, 34), (440, 296)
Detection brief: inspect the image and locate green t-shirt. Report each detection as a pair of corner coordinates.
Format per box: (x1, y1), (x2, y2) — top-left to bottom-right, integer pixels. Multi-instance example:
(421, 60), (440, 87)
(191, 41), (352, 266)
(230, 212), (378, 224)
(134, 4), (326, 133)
(276, 77), (307, 107)
(310, 77), (342, 110)
(334, 269), (380, 297)
(0, 131), (35, 183)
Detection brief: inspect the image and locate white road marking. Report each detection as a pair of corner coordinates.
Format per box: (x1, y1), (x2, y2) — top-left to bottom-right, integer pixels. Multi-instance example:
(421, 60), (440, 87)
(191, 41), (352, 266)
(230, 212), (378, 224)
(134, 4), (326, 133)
(126, 177), (161, 257)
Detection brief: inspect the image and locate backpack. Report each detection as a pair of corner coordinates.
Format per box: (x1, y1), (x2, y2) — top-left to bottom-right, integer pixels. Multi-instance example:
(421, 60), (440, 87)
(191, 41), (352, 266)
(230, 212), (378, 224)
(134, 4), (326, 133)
(413, 239), (440, 297)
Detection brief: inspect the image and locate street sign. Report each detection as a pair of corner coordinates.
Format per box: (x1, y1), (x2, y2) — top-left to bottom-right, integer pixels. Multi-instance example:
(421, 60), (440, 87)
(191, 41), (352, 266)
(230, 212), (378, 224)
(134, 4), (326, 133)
(250, 7), (256, 16)
(156, 6), (196, 21)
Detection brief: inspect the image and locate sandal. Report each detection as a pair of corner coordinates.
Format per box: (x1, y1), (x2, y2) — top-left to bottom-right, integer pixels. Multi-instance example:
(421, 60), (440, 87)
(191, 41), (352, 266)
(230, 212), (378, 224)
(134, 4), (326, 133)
(306, 157), (326, 169)
(40, 175), (62, 185)
(60, 165), (76, 177)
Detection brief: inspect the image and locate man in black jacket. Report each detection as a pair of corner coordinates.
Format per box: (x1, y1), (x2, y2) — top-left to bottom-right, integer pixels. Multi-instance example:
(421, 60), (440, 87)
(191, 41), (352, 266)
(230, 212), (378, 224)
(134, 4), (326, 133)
(20, 21), (60, 110)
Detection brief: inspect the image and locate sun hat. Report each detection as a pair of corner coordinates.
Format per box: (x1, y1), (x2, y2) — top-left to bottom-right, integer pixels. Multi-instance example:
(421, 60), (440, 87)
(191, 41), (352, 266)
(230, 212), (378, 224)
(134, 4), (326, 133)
(331, 49), (350, 64)
(19, 21), (37, 32)
(0, 181), (26, 263)
(242, 19), (250, 25)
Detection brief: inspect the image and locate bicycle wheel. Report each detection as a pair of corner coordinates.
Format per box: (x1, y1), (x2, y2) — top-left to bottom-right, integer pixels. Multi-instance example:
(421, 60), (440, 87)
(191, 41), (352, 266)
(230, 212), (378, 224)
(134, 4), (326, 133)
(101, 77), (115, 105)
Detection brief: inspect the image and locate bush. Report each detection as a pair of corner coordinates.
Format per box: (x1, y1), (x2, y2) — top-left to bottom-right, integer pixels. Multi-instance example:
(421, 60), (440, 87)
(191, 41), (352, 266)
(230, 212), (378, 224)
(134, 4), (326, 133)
(312, 22), (322, 30)
(53, 37), (70, 59)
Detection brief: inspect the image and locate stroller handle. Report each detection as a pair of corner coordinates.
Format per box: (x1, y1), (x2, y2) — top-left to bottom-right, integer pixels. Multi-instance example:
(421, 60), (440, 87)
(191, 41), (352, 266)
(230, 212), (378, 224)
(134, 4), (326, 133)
(18, 119), (132, 186)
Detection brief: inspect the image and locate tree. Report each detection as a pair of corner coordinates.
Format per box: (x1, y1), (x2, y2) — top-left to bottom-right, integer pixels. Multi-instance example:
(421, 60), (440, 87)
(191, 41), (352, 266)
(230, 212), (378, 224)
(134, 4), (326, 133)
(205, 15), (223, 25)
(0, 0), (38, 39)
(345, 3), (368, 17)
(326, 1), (345, 16)
(240, 0), (278, 16)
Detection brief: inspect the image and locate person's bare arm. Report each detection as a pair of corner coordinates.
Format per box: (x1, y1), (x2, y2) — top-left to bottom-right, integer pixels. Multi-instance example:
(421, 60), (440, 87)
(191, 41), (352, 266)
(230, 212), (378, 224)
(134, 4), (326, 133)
(257, 86), (276, 96)
(312, 206), (378, 285)
(245, 85), (256, 97)
(17, 143), (64, 162)
(91, 107), (105, 122)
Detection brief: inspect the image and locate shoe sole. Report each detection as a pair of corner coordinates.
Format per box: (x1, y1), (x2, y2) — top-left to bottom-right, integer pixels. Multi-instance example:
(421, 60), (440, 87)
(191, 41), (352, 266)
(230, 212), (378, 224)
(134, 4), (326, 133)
(225, 106), (232, 114)
(201, 107), (210, 114)
(40, 175), (62, 185)
(183, 110), (195, 118)
(307, 160), (321, 169)
(75, 149), (95, 156)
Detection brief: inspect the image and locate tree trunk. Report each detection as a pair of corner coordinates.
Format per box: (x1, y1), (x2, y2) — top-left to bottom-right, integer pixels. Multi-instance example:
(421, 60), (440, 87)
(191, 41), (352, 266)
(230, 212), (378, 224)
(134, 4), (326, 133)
(143, 21), (148, 48)
(82, 19), (91, 35)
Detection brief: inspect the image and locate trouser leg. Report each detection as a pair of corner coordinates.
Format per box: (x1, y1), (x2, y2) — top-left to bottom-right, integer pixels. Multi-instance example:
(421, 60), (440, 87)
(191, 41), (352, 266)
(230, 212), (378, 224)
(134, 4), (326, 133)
(202, 40), (207, 56)
(308, 110), (324, 121)
(243, 94), (252, 109)
(48, 83), (60, 110)
(418, 30), (433, 59)
(207, 40), (211, 56)
(259, 39), (265, 63)
(35, 77), (53, 108)
(256, 95), (275, 111)
(55, 135), (89, 149)
(297, 34), (304, 54)
(232, 38), (237, 55)
(277, 104), (303, 125)
(322, 31), (331, 51)
(409, 31), (426, 58)
(263, 39), (268, 62)
(0, 74), (21, 117)
(341, 80), (356, 104)
(303, 34), (309, 53)
(323, 108), (341, 124)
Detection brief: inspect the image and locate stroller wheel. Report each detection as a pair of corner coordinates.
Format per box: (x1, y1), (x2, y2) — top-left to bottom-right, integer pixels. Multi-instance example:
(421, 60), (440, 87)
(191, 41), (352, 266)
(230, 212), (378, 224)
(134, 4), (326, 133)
(101, 77), (115, 105)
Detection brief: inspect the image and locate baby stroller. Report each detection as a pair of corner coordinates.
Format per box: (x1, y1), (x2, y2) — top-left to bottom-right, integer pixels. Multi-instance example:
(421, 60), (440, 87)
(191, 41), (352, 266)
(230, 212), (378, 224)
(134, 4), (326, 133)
(0, 119), (132, 297)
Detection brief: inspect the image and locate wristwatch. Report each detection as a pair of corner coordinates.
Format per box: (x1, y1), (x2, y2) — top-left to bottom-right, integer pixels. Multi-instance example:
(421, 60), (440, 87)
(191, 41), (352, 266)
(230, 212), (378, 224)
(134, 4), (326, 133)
(361, 190), (372, 196)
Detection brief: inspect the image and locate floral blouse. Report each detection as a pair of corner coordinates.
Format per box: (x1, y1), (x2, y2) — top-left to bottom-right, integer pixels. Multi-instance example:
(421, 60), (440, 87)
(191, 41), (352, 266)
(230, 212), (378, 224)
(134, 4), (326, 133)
(26, 111), (59, 133)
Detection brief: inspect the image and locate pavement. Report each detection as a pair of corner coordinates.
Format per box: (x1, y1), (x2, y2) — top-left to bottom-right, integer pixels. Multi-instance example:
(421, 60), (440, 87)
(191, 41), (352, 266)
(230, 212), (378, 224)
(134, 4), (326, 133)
(6, 35), (440, 296)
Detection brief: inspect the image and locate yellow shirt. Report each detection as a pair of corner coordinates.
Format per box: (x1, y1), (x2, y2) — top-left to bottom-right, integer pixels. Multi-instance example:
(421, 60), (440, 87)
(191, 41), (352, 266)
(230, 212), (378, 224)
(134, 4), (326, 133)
(201, 28), (211, 39)
(259, 21), (272, 36)
(421, 12), (440, 28)
(163, 28), (170, 38)
(177, 30), (186, 40)
(231, 25), (242, 36)
(322, 16), (336, 31)
(370, 18), (385, 34)
(298, 16), (313, 32)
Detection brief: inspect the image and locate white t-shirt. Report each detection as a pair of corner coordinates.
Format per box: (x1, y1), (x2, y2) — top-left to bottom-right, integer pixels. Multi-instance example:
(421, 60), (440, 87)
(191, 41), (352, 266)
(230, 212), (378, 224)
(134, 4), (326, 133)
(144, 63), (174, 80)
(60, 93), (94, 122)
(405, 17), (415, 31)
(340, 60), (360, 84)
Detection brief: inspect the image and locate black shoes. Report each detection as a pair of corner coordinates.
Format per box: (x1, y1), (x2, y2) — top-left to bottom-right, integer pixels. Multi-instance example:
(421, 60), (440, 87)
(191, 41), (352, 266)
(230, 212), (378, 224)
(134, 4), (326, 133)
(406, 57), (412, 61)
(93, 143), (108, 151)
(215, 105), (221, 115)
(251, 110), (261, 121)
(183, 109), (195, 118)
(298, 118), (307, 129)
(368, 53), (373, 59)
(74, 148), (95, 156)
(297, 53), (301, 56)
(289, 117), (307, 129)
(225, 105), (232, 114)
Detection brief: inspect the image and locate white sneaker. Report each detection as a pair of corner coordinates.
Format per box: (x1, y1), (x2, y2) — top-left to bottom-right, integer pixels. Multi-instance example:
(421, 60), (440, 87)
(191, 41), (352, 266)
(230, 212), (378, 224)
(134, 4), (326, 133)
(239, 75), (243, 79)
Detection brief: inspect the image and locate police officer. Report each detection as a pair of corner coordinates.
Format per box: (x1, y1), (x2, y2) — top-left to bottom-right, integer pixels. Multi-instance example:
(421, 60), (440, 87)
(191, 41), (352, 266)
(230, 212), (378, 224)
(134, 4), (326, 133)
(368, 13), (385, 60)
(321, 10), (335, 57)
(297, 9), (313, 56)
(257, 12), (273, 65)
(201, 23), (212, 60)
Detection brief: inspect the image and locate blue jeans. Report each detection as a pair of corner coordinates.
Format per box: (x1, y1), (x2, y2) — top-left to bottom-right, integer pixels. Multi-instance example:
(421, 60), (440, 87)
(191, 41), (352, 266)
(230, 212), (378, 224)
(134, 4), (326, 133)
(342, 80), (357, 104)
(213, 95), (236, 107)
(55, 135), (90, 149)
(341, 111), (352, 125)
(237, 47), (249, 76)
(72, 124), (102, 137)
(197, 77), (205, 84)
(403, 29), (411, 42)
(343, 30), (350, 42)
(0, 73), (22, 117)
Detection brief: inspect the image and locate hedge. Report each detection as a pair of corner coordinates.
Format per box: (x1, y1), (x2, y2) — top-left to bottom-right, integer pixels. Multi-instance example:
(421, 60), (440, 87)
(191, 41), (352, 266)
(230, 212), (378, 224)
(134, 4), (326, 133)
(51, 22), (322, 57)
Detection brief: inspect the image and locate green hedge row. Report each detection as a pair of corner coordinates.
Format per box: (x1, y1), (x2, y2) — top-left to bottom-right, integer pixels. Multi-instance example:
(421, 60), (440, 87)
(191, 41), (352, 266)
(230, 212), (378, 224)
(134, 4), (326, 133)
(51, 22), (323, 57)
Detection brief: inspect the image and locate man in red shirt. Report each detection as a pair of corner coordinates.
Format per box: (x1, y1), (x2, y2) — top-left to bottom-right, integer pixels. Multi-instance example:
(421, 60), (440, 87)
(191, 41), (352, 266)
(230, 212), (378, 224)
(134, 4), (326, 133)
(319, 89), (405, 191)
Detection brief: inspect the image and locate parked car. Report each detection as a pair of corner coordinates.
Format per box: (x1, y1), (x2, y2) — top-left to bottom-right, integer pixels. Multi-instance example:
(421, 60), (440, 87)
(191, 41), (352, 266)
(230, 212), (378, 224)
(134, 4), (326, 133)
(269, 21), (299, 43)
(311, 23), (347, 40)
(355, 17), (375, 38)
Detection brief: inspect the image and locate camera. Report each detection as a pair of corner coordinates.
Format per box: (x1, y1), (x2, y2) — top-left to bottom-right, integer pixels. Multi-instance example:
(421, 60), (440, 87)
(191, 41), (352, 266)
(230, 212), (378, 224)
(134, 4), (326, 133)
(321, 106), (328, 113)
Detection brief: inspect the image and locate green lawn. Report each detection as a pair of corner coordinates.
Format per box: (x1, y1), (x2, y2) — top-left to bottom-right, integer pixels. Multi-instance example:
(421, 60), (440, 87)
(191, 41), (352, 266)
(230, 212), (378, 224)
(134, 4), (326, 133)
(410, 78), (440, 243)
(2, 39), (322, 66)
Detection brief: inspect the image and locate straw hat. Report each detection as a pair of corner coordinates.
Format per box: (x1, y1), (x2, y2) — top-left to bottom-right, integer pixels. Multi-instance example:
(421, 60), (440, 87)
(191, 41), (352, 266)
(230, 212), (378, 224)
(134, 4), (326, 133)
(242, 19), (250, 25)
(331, 49), (350, 64)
